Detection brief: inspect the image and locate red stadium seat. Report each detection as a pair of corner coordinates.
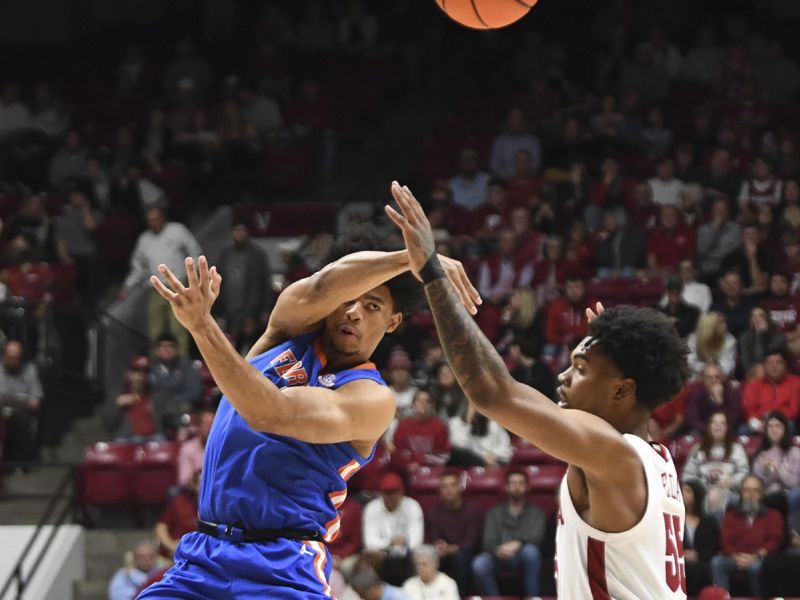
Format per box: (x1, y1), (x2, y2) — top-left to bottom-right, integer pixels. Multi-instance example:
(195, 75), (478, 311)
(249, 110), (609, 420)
(80, 442), (137, 505)
(672, 434), (699, 472)
(132, 441), (179, 503)
(738, 435), (762, 460)
(349, 444), (390, 493)
(407, 465), (447, 496)
(511, 438), (561, 466)
(526, 464), (567, 493)
(464, 466), (505, 513)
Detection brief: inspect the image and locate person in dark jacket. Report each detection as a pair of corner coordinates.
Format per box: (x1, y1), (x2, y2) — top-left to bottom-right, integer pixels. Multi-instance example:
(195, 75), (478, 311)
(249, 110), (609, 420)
(738, 307), (787, 380)
(595, 210), (646, 278)
(683, 479), (721, 596)
(660, 274), (701, 338)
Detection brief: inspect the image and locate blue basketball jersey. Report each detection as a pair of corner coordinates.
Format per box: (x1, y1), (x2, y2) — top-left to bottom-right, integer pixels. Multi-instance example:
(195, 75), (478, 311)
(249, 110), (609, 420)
(199, 331), (386, 542)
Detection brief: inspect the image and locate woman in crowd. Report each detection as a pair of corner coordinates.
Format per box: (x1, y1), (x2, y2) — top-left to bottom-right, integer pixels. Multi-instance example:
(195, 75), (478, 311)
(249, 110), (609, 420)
(447, 403), (512, 467)
(738, 307), (787, 379)
(752, 411), (800, 513)
(686, 311), (737, 378)
(682, 478), (721, 596)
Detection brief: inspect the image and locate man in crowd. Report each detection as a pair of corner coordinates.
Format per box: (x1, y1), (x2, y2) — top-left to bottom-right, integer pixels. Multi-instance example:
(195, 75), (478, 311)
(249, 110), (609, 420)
(0, 340), (43, 464)
(150, 331), (203, 431)
(742, 350), (800, 433)
(686, 362), (742, 434)
(176, 407), (215, 487)
(154, 469), (199, 558)
(711, 270), (754, 338)
(659, 274), (700, 338)
(107, 539), (161, 600)
(545, 274), (592, 351)
(350, 568), (409, 600)
(402, 544), (460, 600)
(760, 272), (800, 355)
(391, 389), (450, 473)
(106, 356), (163, 442)
(697, 198), (741, 284)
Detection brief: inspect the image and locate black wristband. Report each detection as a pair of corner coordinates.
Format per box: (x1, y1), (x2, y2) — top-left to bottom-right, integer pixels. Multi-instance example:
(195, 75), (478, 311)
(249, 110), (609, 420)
(419, 253), (446, 284)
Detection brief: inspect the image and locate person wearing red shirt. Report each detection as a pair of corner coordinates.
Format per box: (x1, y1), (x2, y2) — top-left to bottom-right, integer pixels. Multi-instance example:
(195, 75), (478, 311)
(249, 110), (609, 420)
(742, 351), (800, 433)
(155, 470), (200, 558)
(532, 236), (571, 306)
(646, 204), (696, 274)
(472, 179), (510, 242)
(710, 475), (784, 597)
(106, 356), (164, 442)
(391, 390), (450, 473)
(760, 272), (800, 355)
(544, 275), (592, 347)
(506, 149), (542, 209)
(508, 207), (543, 265)
(650, 385), (689, 439)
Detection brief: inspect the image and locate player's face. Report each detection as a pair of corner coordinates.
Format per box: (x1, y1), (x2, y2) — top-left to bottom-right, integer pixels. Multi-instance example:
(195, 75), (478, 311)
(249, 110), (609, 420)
(556, 338), (632, 420)
(323, 284), (401, 359)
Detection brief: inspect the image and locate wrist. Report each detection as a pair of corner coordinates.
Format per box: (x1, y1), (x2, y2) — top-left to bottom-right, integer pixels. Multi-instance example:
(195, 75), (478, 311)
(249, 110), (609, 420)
(419, 253), (446, 285)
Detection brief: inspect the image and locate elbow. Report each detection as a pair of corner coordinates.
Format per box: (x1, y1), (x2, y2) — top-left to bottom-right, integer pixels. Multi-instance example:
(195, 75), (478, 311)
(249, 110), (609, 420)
(466, 377), (516, 410)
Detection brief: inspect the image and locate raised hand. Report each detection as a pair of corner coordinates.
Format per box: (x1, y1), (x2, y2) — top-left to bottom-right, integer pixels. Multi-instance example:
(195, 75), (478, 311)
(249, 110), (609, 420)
(385, 181), (481, 314)
(150, 256), (222, 333)
(585, 301), (605, 322)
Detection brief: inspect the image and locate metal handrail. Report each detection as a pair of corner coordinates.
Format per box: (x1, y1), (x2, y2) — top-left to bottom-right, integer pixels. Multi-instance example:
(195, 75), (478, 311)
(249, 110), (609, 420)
(0, 465), (76, 600)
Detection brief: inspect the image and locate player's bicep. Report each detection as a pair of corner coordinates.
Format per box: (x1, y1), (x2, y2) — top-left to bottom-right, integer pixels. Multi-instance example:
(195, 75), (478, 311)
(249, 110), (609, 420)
(484, 380), (638, 477)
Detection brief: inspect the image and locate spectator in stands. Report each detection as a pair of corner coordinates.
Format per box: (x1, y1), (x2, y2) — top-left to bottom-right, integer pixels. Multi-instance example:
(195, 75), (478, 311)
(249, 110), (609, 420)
(386, 349), (418, 421)
(328, 497), (364, 575)
(362, 473), (424, 586)
(0, 340), (42, 464)
(686, 363), (742, 435)
(108, 539), (161, 600)
(700, 149), (741, 204)
(163, 38), (211, 97)
(473, 180), (511, 242)
(647, 204), (696, 274)
(150, 331), (203, 430)
(216, 221), (272, 341)
(686, 312), (738, 378)
(4, 193), (55, 261)
(697, 198), (741, 284)
(641, 106), (673, 160)
(391, 389), (450, 473)
(659, 274), (700, 338)
(429, 363), (466, 420)
(544, 274), (591, 351)
(106, 356), (163, 442)
(54, 189), (100, 308)
(711, 270), (754, 338)
(472, 469), (546, 597)
(648, 157), (683, 206)
(402, 544), (459, 600)
(447, 148), (490, 211)
(760, 508), (800, 597)
(448, 403), (511, 467)
(47, 129), (87, 189)
(424, 472), (482, 595)
(0, 82), (30, 140)
(489, 108), (541, 180)
(532, 235), (570, 306)
(760, 272), (800, 355)
(155, 469), (199, 558)
(683, 479), (721, 596)
(710, 474), (784, 597)
(678, 259), (713, 313)
(595, 210), (646, 278)
(739, 307), (787, 379)
(585, 156), (631, 231)
(738, 156), (783, 219)
(781, 181), (800, 230)
(719, 222), (770, 296)
(683, 411), (749, 516)
(177, 407), (215, 487)
(752, 411), (800, 513)
(120, 205), (202, 355)
(742, 350), (800, 434)
(350, 568), (409, 600)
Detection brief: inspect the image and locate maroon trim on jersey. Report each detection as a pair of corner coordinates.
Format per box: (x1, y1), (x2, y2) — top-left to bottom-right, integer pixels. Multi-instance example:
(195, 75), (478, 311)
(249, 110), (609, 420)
(587, 537), (610, 600)
(648, 441), (671, 462)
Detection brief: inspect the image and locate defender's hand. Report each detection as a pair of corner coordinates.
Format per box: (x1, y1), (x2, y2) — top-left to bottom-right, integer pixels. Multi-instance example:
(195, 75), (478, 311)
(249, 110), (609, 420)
(586, 302), (605, 322)
(150, 256), (222, 333)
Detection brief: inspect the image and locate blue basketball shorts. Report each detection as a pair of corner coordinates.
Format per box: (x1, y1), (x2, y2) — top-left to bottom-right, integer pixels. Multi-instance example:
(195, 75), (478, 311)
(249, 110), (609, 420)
(136, 531), (333, 599)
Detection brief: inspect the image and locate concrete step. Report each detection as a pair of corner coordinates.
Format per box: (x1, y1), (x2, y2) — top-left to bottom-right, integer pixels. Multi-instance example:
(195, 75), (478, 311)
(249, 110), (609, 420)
(85, 528), (153, 559)
(73, 578), (107, 600)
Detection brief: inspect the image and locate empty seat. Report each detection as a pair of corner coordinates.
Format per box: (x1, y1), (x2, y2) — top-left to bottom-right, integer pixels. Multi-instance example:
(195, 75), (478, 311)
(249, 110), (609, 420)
(80, 442), (137, 505)
(132, 441), (179, 503)
(511, 439), (561, 466)
(738, 435), (762, 460)
(526, 464), (567, 493)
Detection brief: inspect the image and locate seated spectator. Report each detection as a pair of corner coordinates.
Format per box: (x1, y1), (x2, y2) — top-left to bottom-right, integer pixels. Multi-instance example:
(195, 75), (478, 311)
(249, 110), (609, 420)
(781, 180), (800, 230)
(350, 568), (410, 600)
(391, 390), (450, 473)
(686, 312), (738, 378)
(710, 270), (755, 338)
(700, 148), (741, 204)
(53, 190), (100, 308)
(760, 509), (800, 597)
(660, 274), (700, 338)
(387, 349), (418, 421)
(710, 475), (784, 597)
(48, 129), (88, 189)
(3, 194), (55, 261)
(686, 363), (742, 435)
(585, 157), (632, 231)
(719, 222), (770, 296)
(402, 544), (459, 600)
(760, 272), (800, 355)
(177, 407), (215, 487)
(424, 472), (482, 595)
(328, 497), (364, 575)
(362, 473), (424, 586)
(531, 235), (570, 306)
(697, 199), (741, 284)
(742, 351), (800, 434)
(108, 539), (161, 600)
(648, 157), (684, 206)
(683, 411), (749, 516)
(425, 182), (473, 236)
(678, 259), (712, 313)
(544, 275), (592, 351)
(489, 108), (542, 180)
(150, 332), (203, 430)
(738, 156), (783, 219)
(506, 151), (542, 209)
(595, 210), (646, 278)
(447, 148), (490, 211)
(471, 469), (546, 597)
(647, 204), (696, 274)
(155, 469), (199, 558)
(683, 479), (721, 596)
(448, 404), (511, 467)
(106, 356), (164, 443)
(429, 363), (466, 420)
(752, 411), (800, 514)
(738, 308), (787, 379)
(0, 340), (42, 464)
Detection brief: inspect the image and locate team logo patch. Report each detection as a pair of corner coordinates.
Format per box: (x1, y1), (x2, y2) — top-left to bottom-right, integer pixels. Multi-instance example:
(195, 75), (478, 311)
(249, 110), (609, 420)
(318, 374), (336, 388)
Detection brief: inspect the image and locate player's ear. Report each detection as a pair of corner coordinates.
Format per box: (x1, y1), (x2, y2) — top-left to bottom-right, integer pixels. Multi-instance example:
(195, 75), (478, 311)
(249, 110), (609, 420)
(614, 378), (636, 404)
(386, 311), (403, 333)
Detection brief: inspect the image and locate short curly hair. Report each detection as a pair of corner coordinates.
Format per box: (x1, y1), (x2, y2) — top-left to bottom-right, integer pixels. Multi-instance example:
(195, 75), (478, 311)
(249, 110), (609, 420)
(587, 305), (689, 410)
(324, 223), (423, 316)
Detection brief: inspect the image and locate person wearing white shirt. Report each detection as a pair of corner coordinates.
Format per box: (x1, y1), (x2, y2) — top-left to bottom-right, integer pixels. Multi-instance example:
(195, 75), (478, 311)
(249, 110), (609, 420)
(448, 404), (512, 467)
(647, 157), (684, 206)
(402, 545), (460, 600)
(679, 259), (713, 313)
(489, 108), (542, 180)
(120, 205), (202, 355)
(448, 149), (490, 210)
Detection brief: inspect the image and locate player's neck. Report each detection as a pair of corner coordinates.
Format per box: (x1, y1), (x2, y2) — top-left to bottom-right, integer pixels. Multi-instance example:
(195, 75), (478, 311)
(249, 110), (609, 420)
(610, 407), (651, 440)
(318, 334), (371, 372)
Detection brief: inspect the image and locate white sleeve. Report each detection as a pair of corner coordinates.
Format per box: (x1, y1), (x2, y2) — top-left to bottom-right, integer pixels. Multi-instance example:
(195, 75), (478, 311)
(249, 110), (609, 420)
(362, 501), (387, 550)
(718, 335), (738, 377)
(405, 498), (425, 550)
(448, 417), (473, 451)
(490, 422), (513, 463)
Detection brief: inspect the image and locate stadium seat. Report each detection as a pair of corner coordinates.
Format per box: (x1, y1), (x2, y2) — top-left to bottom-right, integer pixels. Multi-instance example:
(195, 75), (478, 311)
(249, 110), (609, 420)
(671, 434), (699, 471)
(80, 442), (137, 505)
(511, 438), (561, 466)
(738, 435), (762, 460)
(526, 464), (567, 493)
(132, 441), (179, 503)
(407, 465), (449, 513)
(465, 466), (506, 512)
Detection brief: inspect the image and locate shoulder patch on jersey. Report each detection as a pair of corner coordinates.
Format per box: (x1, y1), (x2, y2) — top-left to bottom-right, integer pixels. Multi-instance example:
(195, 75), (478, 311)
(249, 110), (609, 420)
(318, 373), (336, 388)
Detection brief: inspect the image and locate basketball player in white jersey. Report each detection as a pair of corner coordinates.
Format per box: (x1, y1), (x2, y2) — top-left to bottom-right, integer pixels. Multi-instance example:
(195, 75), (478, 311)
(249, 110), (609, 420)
(386, 180), (690, 599)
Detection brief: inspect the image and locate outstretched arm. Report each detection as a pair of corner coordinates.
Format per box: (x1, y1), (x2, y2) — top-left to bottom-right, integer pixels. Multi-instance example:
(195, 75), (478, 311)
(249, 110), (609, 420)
(385, 182), (633, 478)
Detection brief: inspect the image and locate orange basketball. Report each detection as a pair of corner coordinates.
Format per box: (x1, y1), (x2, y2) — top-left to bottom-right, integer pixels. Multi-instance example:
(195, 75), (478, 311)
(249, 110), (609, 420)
(435, 0), (538, 30)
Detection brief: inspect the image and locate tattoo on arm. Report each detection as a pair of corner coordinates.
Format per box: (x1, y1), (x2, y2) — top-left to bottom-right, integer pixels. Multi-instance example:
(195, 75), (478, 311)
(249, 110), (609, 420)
(424, 278), (511, 405)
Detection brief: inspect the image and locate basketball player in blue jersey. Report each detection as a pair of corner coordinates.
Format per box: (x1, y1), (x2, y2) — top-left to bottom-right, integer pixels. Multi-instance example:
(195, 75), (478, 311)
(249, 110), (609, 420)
(137, 221), (480, 599)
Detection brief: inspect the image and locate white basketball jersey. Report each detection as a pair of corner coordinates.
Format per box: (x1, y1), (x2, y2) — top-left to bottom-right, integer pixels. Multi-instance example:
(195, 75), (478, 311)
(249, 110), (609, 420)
(555, 434), (686, 600)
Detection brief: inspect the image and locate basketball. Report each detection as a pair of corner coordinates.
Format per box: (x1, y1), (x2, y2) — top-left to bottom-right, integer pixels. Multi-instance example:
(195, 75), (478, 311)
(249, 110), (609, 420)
(435, 0), (538, 30)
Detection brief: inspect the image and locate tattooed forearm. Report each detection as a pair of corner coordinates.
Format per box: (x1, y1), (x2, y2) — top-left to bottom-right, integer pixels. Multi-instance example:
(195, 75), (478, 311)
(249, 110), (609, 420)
(425, 278), (513, 408)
